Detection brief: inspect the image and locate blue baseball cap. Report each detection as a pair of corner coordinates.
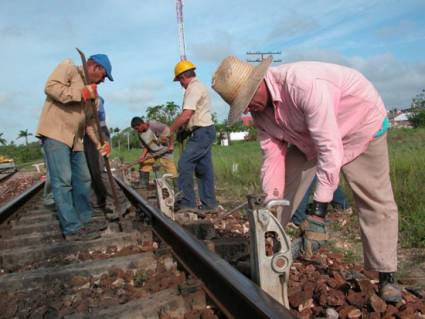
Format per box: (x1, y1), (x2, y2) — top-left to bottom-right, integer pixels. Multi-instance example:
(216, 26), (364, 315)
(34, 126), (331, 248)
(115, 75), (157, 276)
(89, 54), (114, 81)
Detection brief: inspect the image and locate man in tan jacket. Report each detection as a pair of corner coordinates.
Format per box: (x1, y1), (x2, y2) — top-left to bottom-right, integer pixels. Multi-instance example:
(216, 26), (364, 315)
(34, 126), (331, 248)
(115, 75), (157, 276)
(36, 54), (113, 241)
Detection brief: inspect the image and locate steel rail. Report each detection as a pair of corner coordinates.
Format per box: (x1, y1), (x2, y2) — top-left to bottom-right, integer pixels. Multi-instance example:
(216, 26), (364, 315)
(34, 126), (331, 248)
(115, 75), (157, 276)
(115, 176), (295, 319)
(0, 169), (17, 183)
(0, 180), (44, 224)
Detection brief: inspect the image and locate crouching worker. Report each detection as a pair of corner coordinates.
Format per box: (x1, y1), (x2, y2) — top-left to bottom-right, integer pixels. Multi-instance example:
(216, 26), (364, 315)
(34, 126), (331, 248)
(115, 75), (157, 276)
(212, 56), (400, 303)
(130, 117), (177, 188)
(36, 53), (113, 241)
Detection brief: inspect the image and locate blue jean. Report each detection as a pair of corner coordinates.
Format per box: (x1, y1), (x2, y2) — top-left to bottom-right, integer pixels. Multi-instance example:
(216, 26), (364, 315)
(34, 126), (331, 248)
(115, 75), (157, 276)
(291, 176), (350, 225)
(177, 126), (217, 209)
(41, 147), (55, 207)
(42, 138), (92, 235)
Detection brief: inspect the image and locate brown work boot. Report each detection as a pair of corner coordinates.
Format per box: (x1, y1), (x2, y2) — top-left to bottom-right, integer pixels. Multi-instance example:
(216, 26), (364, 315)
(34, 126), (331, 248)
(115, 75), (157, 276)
(379, 272), (402, 303)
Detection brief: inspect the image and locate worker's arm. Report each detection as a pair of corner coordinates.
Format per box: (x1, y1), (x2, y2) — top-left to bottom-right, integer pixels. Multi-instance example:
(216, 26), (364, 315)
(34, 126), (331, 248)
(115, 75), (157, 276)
(86, 99), (110, 156)
(139, 147), (149, 162)
(44, 61), (85, 104)
(168, 109), (194, 150)
(159, 126), (171, 144)
(299, 79), (344, 203)
(258, 128), (288, 203)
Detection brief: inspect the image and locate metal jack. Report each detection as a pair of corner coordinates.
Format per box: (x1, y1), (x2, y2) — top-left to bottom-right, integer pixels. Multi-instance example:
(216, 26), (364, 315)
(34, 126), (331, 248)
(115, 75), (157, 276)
(247, 195), (292, 308)
(153, 164), (175, 220)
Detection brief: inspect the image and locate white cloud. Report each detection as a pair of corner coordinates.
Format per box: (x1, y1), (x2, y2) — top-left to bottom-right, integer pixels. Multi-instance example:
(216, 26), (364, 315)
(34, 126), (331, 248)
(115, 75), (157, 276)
(0, 92), (11, 106)
(107, 80), (166, 112)
(376, 20), (418, 40)
(283, 48), (425, 108)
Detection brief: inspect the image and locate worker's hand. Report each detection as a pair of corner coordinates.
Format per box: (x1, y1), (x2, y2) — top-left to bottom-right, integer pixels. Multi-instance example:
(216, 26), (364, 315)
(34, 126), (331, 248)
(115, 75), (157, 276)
(139, 154), (147, 163)
(168, 143), (174, 152)
(97, 142), (110, 157)
(81, 84), (98, 102)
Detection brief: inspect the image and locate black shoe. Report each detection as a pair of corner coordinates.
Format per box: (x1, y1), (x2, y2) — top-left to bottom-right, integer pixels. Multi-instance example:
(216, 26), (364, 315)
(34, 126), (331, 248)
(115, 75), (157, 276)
(379, 272), (402, 303)
(92, 200), (107, 209)
(82, 221), (107, 233)
(65, 228), (100, 241)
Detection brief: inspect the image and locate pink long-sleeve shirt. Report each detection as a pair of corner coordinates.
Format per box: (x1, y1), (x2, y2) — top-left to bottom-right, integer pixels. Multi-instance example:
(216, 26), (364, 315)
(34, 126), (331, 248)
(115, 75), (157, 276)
(252, 61), (387, 203)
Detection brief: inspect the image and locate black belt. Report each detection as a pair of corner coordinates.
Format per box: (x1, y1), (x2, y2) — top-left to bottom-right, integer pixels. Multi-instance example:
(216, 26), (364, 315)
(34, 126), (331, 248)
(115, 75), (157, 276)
(190, 125), (213, 132)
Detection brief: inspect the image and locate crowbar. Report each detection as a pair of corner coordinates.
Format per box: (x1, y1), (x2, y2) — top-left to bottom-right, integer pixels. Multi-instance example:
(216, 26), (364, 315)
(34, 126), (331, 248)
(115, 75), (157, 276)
(76, 48), (121, 215)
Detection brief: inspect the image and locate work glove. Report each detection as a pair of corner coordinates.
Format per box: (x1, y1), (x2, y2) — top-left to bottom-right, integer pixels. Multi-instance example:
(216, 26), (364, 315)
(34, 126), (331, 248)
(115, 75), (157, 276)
(81, 84), (98, 102)
(97, 142), (110, 157)
(307, 201), (328, 218)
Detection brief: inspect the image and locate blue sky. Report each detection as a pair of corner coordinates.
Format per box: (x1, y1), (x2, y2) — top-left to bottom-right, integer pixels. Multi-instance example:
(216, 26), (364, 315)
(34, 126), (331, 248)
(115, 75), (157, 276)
(1, 0), (424, 144)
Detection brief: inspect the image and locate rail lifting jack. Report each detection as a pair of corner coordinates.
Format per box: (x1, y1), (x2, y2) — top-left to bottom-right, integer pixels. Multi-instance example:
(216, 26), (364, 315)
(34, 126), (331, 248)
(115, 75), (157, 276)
(246, 194), (292, 308)
(152, 164), (176, 220)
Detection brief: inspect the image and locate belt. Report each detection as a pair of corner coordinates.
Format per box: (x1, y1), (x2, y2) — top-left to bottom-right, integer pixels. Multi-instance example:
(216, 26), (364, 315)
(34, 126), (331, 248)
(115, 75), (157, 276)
(190, 125), (213, 132)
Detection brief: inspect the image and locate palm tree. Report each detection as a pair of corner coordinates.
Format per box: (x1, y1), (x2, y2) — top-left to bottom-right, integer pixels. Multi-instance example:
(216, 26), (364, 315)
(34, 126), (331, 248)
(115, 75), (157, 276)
(17, 129), (33, 145)
(0, 133), (6, 146)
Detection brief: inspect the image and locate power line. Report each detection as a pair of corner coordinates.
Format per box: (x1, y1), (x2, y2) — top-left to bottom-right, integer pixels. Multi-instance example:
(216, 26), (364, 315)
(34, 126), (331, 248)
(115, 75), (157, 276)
(246, 51), (282, 63)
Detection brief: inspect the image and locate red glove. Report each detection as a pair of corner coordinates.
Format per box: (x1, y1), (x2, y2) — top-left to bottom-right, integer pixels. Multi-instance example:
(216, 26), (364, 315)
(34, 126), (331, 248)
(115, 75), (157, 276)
(97, 142), (110, 157)
(81, 84), (98, 102)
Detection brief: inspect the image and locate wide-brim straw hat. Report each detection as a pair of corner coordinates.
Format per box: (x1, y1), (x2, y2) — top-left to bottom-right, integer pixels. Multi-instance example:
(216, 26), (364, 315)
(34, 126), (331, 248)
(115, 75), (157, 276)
(211, 55), (272, 125)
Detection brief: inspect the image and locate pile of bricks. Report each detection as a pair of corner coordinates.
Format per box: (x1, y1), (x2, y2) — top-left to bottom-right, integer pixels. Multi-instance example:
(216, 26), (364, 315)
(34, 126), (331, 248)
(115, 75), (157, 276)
(288, 250), (425, 318)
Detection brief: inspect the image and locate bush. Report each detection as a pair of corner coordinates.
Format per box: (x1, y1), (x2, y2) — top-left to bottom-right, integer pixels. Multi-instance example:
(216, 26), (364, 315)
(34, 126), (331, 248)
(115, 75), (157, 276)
(0, 142), (43, 164)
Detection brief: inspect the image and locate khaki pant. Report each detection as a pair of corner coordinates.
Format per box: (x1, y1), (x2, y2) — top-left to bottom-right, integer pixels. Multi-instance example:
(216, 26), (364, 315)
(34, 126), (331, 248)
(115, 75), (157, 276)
(140, 157), (177, 177)
(281, 133), (398, 272)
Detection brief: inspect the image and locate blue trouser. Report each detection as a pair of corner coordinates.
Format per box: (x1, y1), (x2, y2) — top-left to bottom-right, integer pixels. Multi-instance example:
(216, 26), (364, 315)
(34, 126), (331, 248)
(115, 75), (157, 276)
(291, 176), (350, 225)
(177, 126), (217, 209)
(42, 138), (92, 235)
(41, 147), (55, 207)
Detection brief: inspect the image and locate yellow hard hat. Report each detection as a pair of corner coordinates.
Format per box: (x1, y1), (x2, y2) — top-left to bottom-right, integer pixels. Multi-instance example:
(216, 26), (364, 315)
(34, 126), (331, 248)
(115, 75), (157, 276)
(174, 60), (196, 81)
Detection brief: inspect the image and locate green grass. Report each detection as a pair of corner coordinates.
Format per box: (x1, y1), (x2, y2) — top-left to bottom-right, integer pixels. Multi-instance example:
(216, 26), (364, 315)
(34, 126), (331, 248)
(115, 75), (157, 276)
(387, 129), (425, 247)
(112, 128), (425, 248)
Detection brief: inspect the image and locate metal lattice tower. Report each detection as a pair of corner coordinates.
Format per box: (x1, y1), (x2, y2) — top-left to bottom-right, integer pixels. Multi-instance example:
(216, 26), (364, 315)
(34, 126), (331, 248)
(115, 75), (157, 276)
(176, 0), (187, 61)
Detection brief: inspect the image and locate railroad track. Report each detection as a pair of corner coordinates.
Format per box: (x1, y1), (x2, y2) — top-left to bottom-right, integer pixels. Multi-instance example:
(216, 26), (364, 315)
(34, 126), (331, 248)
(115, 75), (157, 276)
(0, 175), (294, 318)
(0, 169), (17, 183)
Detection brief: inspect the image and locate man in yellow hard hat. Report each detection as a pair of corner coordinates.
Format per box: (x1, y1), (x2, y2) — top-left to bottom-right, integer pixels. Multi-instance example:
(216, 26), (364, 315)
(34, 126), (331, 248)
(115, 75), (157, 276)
(168, 60), (218, 213)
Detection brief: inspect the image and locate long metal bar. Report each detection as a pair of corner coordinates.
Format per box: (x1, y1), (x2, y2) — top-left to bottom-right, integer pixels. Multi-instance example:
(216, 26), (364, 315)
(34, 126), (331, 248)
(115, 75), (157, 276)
(115, 176), (295, 319)
(0, 181), (44, 223)
(75, 48), (121, 214)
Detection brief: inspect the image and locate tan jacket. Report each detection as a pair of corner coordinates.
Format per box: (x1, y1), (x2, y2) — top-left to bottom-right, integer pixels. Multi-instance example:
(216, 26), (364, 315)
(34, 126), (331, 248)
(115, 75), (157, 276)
(36, 59), (99, 151)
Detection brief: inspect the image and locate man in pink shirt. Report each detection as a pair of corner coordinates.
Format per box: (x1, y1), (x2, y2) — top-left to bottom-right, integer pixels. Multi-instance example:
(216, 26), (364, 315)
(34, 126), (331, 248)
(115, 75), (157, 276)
(212, 56), (400, 303)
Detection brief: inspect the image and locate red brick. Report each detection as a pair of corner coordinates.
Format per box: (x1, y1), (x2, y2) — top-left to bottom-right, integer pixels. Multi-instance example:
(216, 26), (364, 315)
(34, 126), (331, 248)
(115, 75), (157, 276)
(347, 291), (367, 308)
(327, 289), (346, 306)
(369, 293), (387, 313)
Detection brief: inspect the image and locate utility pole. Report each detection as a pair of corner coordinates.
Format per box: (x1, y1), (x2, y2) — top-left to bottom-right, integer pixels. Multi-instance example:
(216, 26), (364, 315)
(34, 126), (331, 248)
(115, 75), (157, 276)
(246, 51), (282, 63)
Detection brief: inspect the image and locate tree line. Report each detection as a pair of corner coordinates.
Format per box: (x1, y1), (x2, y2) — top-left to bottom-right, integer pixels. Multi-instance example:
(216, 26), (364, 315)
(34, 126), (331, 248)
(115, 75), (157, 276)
(2, 90), (425, 163)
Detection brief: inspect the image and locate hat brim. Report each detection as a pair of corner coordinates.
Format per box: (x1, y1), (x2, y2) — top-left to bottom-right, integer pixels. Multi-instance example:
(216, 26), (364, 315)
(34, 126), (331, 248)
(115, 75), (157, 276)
(227, 57), (272, 125)
(106, 73), (114, 81)
(173, 67), (196, 82)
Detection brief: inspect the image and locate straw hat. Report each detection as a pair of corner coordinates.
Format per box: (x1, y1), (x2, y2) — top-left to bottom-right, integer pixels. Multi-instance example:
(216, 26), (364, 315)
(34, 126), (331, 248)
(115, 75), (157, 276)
(212, 55), (272, 125)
